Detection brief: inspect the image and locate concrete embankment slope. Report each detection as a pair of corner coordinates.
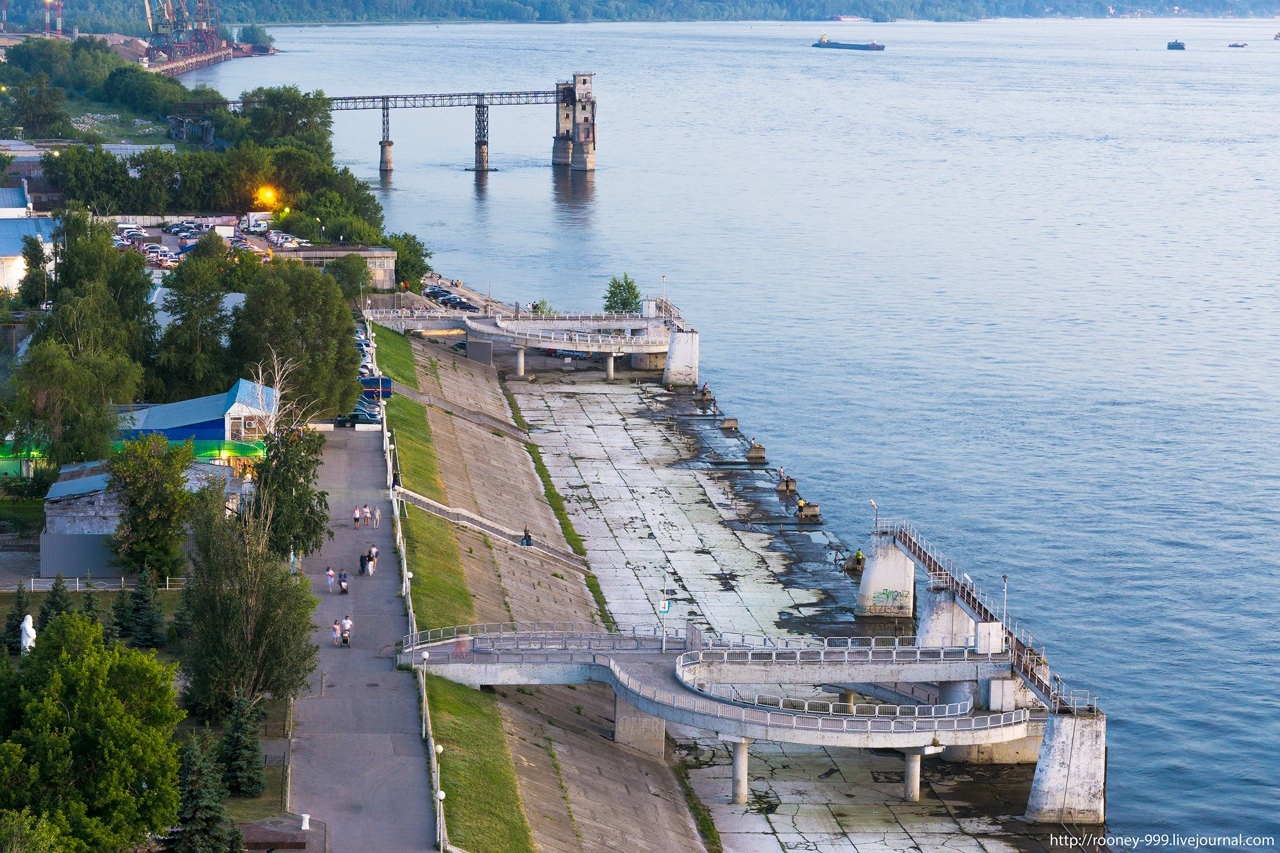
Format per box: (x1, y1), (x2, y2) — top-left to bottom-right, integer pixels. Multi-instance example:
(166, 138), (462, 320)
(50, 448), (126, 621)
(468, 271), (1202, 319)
(510, 372), (1071, 853)
(401, 338), (708, 853)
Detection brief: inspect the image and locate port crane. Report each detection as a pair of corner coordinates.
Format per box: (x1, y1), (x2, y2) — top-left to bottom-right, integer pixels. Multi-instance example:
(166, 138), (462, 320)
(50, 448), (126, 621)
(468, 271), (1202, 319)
(143, 0), (223, 63)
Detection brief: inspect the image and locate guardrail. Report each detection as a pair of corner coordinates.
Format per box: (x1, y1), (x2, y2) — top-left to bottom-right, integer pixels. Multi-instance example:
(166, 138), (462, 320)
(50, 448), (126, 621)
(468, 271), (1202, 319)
(684, 680), (973, 719)
(404, 621), (686, 651)
(11, 576), (185, 592)
(606, 657), (1030, 737)
(875, 519), (1100, 715)
(684, 646), (1009, 667)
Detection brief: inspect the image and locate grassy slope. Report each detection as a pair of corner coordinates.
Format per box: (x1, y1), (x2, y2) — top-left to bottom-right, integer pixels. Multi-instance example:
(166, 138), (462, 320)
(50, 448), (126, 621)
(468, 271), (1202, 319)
(386, 395), (446, 503)
(372, 323), (419, 391)
(389, 367), (533, 852)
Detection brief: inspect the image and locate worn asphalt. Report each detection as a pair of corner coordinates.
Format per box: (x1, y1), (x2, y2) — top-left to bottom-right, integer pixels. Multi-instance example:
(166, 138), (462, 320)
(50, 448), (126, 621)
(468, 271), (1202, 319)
(289, 428), (435, 853)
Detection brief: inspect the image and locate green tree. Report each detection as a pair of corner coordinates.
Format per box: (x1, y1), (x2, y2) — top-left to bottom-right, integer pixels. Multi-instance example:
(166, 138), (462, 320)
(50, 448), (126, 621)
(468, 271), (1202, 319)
(0, 614), (182, 851)
(158, 257), (232, 401)
(2, 584), (30, 654)
(80, 583), (101, 625)
(7, 339), (142, 466)
(252, 427), (331, 563)
(604, 273), (642, 314)
(130, 568), (166, 648)
(106, 435), (196, 579)
(219, 697), (265, 797)
(15, 235), (50, 309)
(241, 86), (333, 159)
(531, 298), (554, 316)
(385, 231), (433, 288)
(237, 23), (274, 46)
(34, 572), (73, 632)
(0, 808), (65, 853)
(8, 74), (67, 138)
(165, 731), (240, 853)
(323, 253), (371, 302)
(179, 486), (318, 719)
(229, 261), (360, 417)
(109, 586), (134, 641)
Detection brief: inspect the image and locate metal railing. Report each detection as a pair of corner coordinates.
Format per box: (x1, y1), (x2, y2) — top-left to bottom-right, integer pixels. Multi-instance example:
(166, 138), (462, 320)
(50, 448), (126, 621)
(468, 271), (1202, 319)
(404, 621), (686, 652)
(875, 519), (1100, 715)
(681, 678), (973, 719)
(605, 657), (1030, 736)
(683, 646), (1009, 667)
(12, 576), (186, 592)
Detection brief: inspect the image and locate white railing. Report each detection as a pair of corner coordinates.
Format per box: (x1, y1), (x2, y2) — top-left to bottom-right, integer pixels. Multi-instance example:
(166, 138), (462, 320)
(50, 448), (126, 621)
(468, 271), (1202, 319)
(682, 646), (1009, 667)
(606, 657), (1029, 736)
(876, 519), (1100, 715)
(12, 576), (186, 592)
(683, 680), (973, 719)
(404, 621), (685, 652)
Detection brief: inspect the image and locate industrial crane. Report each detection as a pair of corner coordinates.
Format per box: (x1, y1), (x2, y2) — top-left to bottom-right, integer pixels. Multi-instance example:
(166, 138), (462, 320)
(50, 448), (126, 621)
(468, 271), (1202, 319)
(144, 0), (223, 63)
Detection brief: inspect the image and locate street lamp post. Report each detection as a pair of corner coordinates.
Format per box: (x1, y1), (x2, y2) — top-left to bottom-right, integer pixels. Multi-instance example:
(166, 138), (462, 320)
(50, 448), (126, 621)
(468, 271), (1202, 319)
(869, 499), (878, 531)
(1002, 574), (1009, 623)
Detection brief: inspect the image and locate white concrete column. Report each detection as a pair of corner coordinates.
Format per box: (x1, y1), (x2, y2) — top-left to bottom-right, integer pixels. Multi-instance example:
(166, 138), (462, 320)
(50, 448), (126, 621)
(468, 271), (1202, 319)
(903, 753), (921, 802)
(661, 330), (699, 387)
(515, 347), (525, 378)
(854, 535), (914, 617)
(917, 587), (975, 648)
(837, 689), (856, 710)
(726, 737), (752, 804)
(605, 353), (615, 381)
(1026, 712), (1107, 824)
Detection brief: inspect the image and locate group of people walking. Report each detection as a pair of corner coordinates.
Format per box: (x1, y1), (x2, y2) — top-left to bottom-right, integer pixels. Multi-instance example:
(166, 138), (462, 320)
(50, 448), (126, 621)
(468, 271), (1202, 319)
(332, 615), (354, 647)
(352, 503), (382, 529)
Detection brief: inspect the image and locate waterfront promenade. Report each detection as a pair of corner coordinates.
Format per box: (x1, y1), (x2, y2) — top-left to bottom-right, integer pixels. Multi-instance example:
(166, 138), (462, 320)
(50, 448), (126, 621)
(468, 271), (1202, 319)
(290, 429), (435, 853)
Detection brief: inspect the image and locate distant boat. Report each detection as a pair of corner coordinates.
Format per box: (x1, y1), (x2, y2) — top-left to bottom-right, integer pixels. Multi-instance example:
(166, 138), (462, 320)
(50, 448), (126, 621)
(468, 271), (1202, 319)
(814, 34), (885, 51)
(1167, 40), (1185, 50)
(1229, 42), (1247, 48)
(1274, 32), (1280, 39)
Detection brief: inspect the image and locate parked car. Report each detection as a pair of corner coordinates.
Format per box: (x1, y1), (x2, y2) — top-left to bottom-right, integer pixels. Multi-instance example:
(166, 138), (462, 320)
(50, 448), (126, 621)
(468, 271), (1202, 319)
(336, 410), (381, 427)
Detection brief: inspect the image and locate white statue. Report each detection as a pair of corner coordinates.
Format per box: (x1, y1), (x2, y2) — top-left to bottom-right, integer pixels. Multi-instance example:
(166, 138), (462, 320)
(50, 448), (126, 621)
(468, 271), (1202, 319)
(19, 614), (35, 654)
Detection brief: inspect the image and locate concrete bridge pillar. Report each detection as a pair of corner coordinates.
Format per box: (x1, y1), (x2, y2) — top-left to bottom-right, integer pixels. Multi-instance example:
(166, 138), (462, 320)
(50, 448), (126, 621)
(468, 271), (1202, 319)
(854, 535), (914, 618)
(605, 353), (615, 381)
(904, 752), (922, 802)
(723, 736), (752, 804)
(661, 330), (699, 387)
(837, 689), (857, 710)
(613, 695), (665, 758)
(917, 587), (974, 647)
(515, 346), (525, 378)
(1025, 712), (1107, 824)
(379, 140), (394, 173)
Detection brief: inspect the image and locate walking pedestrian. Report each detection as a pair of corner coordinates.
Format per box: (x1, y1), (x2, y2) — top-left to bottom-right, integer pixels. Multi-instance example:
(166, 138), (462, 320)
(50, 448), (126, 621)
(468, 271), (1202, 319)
(326, 567), (335, 594)
(352, 506), (361, 529)
(332, 620), (341, 646)
(341, 615), (354, 643)
(521, 525), (532, 547)
(363, 504), (371, 528)
(359, 552), (368, 575)
(373, 505), (382, 529)
(369, 544), (378, 574)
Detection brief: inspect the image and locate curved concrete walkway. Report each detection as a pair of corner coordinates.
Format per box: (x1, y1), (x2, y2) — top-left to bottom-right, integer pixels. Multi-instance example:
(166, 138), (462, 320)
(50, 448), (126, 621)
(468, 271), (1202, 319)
(404, 628), (1029, 751)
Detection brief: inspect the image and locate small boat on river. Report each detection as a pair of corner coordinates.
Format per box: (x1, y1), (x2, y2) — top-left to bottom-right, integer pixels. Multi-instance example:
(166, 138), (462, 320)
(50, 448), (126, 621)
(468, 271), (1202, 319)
(1167, 40), (1185, 50)
(1229, 42), (1247, 48)
(814, 34), (884, 50)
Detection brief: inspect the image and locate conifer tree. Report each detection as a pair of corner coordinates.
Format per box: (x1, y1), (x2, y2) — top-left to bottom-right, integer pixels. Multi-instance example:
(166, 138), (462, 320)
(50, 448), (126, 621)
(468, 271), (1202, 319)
(110, 586), (135, 641)
(164, 731), (241, 853)
(3, 583), (30, 654)
(35, 572), (74, 632)
(220, 697), (266, 797)
(81, 582), (102, 625)
(130, 568), (166, 648)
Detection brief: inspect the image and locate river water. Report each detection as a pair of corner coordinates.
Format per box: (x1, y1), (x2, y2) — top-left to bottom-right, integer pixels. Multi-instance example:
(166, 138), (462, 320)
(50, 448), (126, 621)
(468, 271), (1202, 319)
(188, 19), (1280, 848)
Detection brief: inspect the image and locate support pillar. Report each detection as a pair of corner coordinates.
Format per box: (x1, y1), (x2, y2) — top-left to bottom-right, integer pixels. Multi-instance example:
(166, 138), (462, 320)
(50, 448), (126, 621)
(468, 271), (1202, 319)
(903, 753), (921, 802)
(660, 330), (699, 386)
(837, 689), (856, 710)
(613, 695), (665, 758)
(569, 73), (596, 172)
(515, 347), (525, 378)
(1025, 712), (1107, 824)
(553, 79), (575, 166)
(725, 737), (752, 805)
(379, 140), (394, 173)
(917, 587), (974, 647)
(605, 353), (615, 381)
(854, 534), (914, 617)
(473, 95), (493, 172)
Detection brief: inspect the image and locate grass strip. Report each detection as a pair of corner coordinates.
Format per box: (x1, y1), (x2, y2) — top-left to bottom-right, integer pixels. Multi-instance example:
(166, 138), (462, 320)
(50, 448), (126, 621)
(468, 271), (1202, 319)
(524, 442), (585, 557)
(403, 506), (475, 630)
(673, 761), (723, 853)
(500, 382), (531, 431)
(0, 498), (45, 535)
(372, 323), (420, 391)
(222, 765), (285, 824)
(426, 674), (535, 853)
(386, 395), (447, 503)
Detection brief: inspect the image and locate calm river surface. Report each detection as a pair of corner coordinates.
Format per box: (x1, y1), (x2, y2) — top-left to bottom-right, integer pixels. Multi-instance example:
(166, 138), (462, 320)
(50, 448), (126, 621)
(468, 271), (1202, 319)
(190, 19), (1280, 847)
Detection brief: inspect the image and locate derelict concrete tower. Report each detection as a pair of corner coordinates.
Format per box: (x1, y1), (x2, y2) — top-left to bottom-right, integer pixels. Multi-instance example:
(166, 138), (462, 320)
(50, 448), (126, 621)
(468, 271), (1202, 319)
(553, 74), (596, 171)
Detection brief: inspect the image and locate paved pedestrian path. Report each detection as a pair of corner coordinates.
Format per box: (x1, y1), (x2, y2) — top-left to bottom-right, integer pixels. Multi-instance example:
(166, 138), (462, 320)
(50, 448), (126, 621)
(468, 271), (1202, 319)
(289, 429), (435, 853)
